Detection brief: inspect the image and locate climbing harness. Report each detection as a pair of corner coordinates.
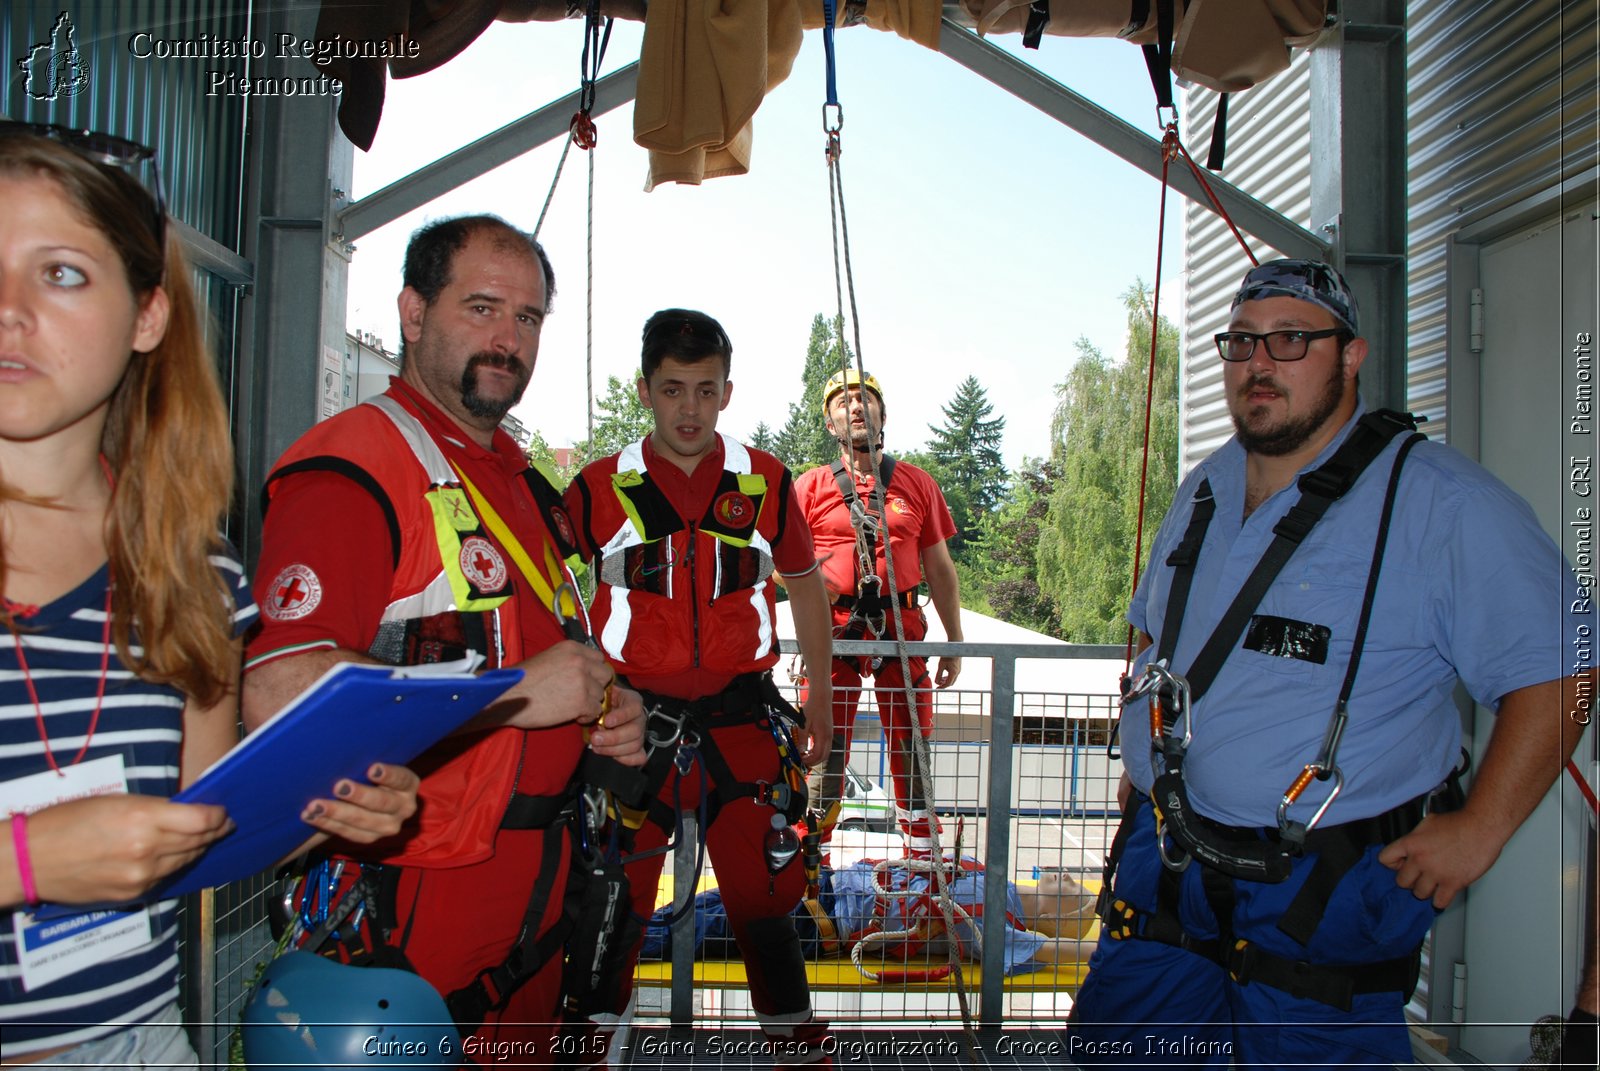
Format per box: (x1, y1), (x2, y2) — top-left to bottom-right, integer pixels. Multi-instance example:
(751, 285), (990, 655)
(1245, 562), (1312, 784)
(561, 672), (813, 1020)
(1130, 409), (1426, 881)
(1097, 413), (1482, 1010)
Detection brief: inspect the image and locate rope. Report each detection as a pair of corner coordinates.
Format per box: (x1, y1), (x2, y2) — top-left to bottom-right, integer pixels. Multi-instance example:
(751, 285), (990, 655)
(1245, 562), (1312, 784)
(849, 859), (975, 983)
(819, 39), (979, 1060)
(1122, 121), (1261, 671)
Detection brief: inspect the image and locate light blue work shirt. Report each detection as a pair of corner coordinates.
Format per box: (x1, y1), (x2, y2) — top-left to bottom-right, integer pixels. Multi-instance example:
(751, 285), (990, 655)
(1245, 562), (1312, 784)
(1127, 405), (1581, 828)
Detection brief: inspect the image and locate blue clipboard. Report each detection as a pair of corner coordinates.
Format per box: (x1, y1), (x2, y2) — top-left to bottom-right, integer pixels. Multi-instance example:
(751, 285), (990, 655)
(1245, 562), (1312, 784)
(151, 661), (523, 898)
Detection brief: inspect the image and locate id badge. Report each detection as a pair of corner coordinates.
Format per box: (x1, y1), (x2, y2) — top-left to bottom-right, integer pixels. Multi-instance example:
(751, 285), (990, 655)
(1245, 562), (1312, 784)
(1, 755), (155, 992)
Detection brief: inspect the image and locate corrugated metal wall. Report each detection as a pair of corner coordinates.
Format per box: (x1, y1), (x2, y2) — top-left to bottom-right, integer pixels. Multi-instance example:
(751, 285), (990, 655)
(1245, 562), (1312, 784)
(1407, 0), (1599, 438)
(1180, 0), (1597, 463)
(1179, 52), (1315, 476)
(3, 3), (253, 250)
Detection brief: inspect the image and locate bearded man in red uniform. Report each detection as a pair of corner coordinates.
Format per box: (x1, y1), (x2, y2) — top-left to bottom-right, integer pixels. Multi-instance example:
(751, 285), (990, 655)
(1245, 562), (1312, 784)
(562, 309), (836, 1066)
(794, 370), (965, 858)
(243, 215), (646, 1063)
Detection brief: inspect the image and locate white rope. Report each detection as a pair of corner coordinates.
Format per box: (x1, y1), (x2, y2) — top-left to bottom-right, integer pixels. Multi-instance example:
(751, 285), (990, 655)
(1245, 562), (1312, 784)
(824, 134), (978, 1049)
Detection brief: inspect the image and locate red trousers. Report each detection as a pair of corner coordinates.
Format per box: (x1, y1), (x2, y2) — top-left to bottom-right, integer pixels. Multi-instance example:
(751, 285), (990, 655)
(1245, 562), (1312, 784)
(805, 606), (941, 852)
(588, 717), (822, 1067)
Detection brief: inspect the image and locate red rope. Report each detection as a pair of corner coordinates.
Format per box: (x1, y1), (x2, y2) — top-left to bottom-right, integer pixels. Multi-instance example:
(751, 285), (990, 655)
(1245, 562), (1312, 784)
(1569, 758), (1600, 816)
(1123, 122), (1265, 671)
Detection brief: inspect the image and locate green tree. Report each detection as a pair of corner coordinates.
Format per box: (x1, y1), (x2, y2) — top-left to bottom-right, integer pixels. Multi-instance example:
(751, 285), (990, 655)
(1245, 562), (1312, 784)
(773, 314), (851, 472)
(523, 427), (576, 486)
(750, 421), (777, 453)
(1036, 282), (1181, 643)
(924, 375), (1007, 552)
(962, 457), (1059, 633)
(576, 372), (653, 463)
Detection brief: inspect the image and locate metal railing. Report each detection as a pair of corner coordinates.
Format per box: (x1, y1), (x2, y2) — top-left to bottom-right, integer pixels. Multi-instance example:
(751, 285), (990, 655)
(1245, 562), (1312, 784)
(181, 639), (1128, 1059)
(646, 639), (1126, 1029)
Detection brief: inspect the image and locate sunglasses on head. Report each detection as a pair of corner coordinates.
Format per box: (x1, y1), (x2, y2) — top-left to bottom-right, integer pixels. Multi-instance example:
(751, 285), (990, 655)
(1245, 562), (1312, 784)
(0, 122), (167, 251)
(645, 315), (731, 354)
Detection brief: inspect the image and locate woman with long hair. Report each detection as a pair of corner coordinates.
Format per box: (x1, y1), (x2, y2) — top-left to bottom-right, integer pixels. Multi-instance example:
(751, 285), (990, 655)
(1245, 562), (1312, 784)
(0, 126), (418, 1067)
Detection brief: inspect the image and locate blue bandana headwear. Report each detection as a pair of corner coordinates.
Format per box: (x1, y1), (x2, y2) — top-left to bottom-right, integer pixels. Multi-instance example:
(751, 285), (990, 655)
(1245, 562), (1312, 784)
(1231, 259), (1359, 335)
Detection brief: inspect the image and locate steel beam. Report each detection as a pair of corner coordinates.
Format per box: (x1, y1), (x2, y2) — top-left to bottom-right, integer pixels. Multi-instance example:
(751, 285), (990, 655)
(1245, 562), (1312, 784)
(337, 63), (641, 242)
(936, 19), (1328, 262)
(235, 5), (353, 567)
(1311, 0), (1407, 409)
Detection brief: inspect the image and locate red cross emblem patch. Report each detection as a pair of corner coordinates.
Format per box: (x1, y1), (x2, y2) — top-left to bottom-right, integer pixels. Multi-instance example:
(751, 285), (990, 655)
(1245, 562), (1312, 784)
(263, 563), (322, 621)
(550, 506), (576, 549)
(714, 491), (754, 527)
(459, 536), (509, 592)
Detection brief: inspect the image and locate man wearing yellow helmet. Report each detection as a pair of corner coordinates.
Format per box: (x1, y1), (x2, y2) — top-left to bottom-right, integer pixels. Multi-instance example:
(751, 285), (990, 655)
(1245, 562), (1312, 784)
(794, 369), (965, 858)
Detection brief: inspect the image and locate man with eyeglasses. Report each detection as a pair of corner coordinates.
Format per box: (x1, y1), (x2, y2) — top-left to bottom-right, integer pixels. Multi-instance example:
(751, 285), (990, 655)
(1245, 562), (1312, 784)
(1066, 259), (1589, 1066)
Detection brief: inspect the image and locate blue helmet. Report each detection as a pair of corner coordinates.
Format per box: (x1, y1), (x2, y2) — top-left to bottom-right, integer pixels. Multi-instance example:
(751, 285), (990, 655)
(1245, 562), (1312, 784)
(241, 951), (460, 1068)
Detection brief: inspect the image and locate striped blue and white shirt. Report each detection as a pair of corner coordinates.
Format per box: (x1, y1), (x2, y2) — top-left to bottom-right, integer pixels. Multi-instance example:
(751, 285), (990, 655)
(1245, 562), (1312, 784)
(0, 547), (256, 1058)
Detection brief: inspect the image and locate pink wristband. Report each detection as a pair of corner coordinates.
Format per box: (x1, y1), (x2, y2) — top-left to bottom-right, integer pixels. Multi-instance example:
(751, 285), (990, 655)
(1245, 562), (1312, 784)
(11, 812), (38, 906)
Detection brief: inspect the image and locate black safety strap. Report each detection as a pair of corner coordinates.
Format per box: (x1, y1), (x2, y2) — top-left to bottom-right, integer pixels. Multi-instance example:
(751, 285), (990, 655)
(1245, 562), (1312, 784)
(832, 589), (917, 613)
(1161, 410), (1422, 705)
(1333, 431), (1424, 716)
(1022, 0), (1049, 48)
(1140, 0), (1176, 112)
(501, 790), (576, 830)
(1205, 93), (1230, 171)
(1154, 482), (1215, 667)
(263, 456), (402, 569)
(445, 816), (575, 1029)
(1223, 941), (1422, 1013)
(829, 453), (897, 594)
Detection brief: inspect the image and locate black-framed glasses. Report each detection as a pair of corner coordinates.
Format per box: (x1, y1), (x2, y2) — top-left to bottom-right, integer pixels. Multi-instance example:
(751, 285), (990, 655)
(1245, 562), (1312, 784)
(0, 122), (167, 250)
(1214, 328), (1348, 363)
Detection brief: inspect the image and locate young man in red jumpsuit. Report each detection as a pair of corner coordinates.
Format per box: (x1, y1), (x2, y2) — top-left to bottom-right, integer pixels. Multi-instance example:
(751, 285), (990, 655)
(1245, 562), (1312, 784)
(562, 309), (836, 1066)
(793, 370), (965, 858)
(243, 215), (646, 1064)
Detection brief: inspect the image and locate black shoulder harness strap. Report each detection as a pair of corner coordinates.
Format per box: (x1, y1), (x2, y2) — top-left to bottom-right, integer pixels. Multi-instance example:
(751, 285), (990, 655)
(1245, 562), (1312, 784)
(263, 456), (403, 570)
(1157, 410), (1424, 705)
(829, 453), (897, 592)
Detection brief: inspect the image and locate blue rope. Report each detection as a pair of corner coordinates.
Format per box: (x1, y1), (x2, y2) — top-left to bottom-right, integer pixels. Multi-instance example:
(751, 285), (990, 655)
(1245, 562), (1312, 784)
(822, 0), (839, 108)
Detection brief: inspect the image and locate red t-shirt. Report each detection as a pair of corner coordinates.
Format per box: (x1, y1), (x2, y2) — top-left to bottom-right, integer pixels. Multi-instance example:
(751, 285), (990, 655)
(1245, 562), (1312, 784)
(793, 456), (955, 599)
(246, 379), (581, 795)
(564, 435), (815, 699)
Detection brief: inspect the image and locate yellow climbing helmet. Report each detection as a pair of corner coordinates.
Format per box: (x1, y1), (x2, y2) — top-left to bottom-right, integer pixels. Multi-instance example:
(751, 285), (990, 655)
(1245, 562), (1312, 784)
(822, 368), (884, 408)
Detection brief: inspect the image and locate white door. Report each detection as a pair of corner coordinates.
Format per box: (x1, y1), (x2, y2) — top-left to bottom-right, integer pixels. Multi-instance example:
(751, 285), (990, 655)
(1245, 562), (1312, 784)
(1467, 208), (1598, 1065)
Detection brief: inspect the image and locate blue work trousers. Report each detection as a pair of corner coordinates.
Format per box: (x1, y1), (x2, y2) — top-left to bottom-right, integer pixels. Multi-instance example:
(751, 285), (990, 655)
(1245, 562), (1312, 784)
(1066, 797), (1435, 1070)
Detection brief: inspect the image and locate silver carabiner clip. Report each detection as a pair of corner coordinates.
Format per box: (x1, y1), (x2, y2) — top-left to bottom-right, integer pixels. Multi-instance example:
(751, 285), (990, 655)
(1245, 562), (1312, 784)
(646, 705), (684, 750)
(1154, 813), (1191, 873)
(1277, 765), (1344, 841)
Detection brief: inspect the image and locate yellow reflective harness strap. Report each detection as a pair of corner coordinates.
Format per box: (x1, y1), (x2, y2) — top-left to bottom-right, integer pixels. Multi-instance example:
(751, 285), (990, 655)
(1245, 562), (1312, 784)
(449, 462), (576, 621)
(449, 462), (615, 724)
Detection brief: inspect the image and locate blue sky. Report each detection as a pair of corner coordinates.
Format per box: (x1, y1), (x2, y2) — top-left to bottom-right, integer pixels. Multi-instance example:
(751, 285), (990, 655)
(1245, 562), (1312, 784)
(345, 20), (1186, 468)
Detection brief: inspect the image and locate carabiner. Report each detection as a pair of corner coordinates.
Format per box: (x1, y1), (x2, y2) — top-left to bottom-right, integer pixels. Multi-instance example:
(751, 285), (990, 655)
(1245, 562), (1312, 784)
(645, 705), (684, 750)
(1277, 701), (1350, 839)
(552, 581), (588, 644)
(1276, 763), (1344, 842)
(1153, 812), (1191, 873)
(823, 102), (843, 136)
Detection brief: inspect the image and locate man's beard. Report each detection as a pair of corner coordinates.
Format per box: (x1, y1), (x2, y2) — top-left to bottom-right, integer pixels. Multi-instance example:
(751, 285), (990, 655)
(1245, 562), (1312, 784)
(460, 352), (529, 422)
(1232, 358), (1346, 457)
